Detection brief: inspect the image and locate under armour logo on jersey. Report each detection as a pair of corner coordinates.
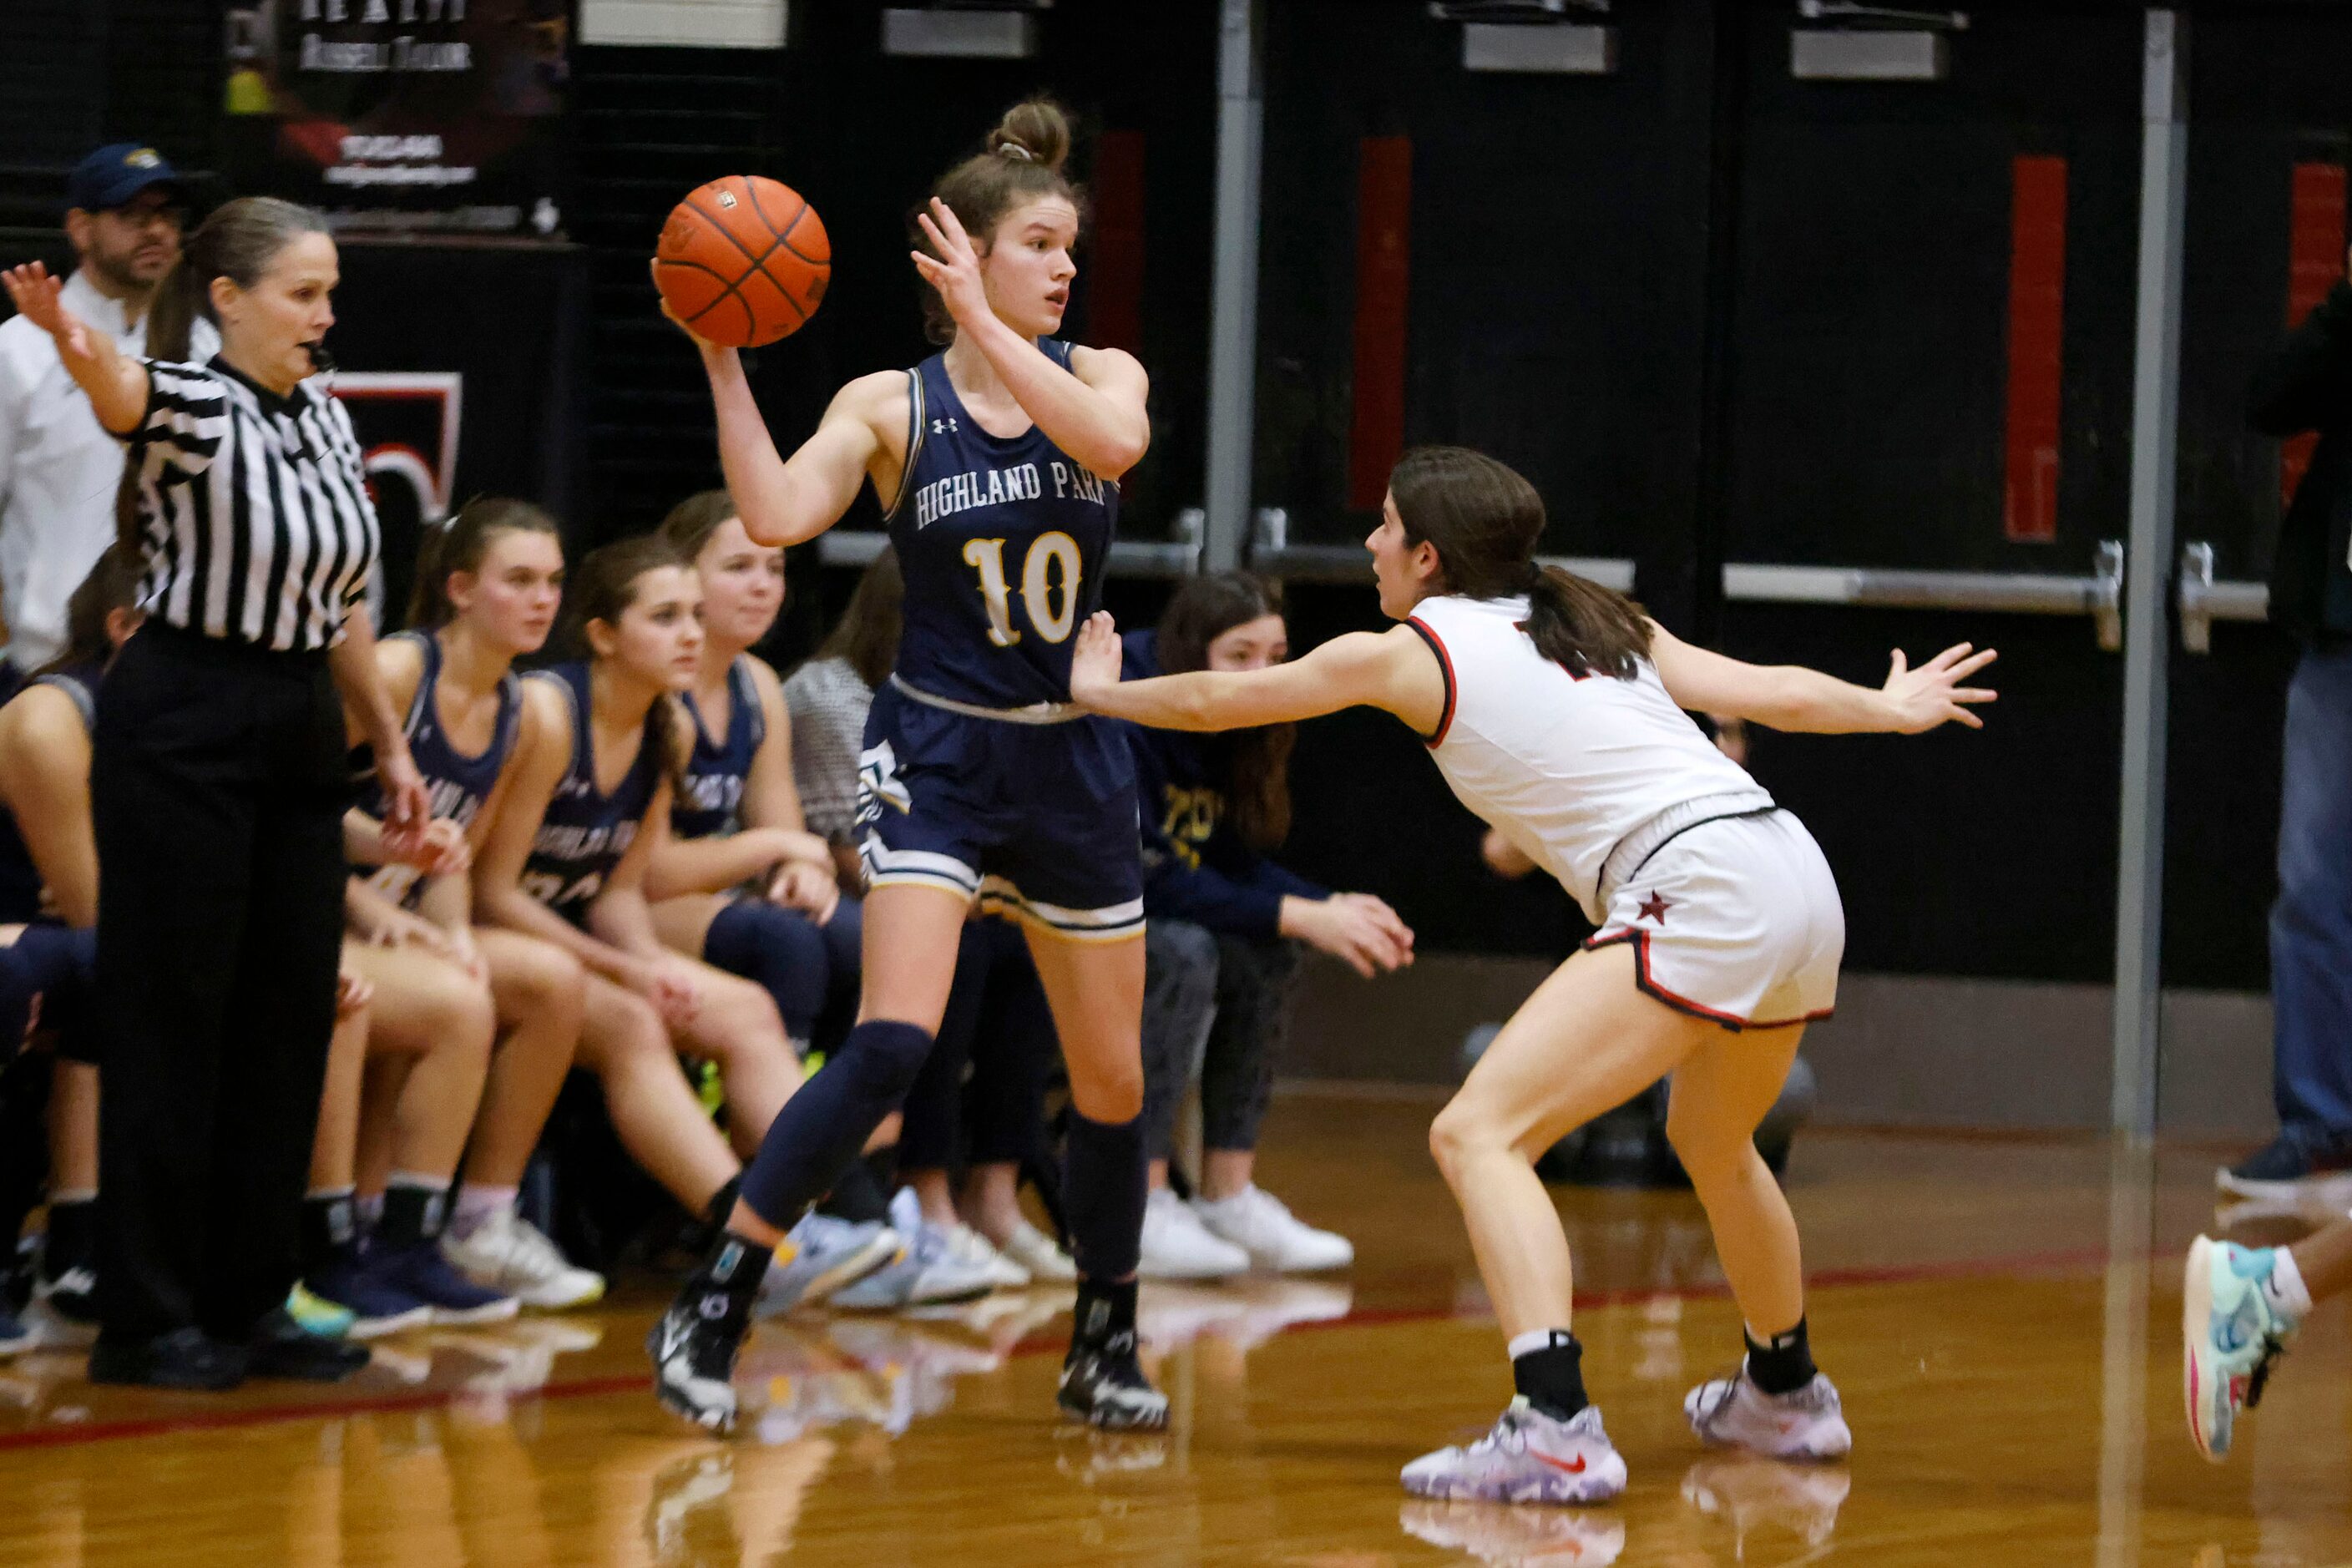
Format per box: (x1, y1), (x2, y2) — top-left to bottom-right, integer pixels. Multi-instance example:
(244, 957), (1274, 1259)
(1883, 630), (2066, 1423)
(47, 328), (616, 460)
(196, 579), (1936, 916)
(931, 417), (959, 436)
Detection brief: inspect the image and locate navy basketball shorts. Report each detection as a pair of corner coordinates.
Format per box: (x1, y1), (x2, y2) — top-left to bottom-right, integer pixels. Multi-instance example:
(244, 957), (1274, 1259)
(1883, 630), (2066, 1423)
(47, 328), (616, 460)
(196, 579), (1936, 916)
(856, 680), (1144, 943)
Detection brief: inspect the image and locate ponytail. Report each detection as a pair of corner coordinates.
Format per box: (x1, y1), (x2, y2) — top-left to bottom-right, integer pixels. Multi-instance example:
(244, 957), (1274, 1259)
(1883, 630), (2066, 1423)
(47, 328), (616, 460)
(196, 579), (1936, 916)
(1388, 445), (1651, 681)
(1521, 563), (1651, 682)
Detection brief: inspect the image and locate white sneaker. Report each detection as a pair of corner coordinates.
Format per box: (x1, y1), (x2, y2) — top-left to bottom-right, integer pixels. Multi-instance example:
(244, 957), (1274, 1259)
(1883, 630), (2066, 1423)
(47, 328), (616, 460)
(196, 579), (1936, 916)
(442, 1210), (607, 1311)
(1192, 1186), (1354, 1272)
(995, 1217), (1078, 1283)
(1684, 1364), (1852, 1460)
(1401, 1398), (1629, 1505)
(944, 1222), (1030, 1289)
(830, 1190), (1000, 1309)
(1137, 1186), (1250, 1280)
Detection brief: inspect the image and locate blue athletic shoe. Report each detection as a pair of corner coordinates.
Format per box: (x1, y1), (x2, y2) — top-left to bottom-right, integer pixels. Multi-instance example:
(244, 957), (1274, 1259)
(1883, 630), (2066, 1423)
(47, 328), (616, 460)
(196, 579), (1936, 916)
(367, 1240), (519, 1327)
(306, 1250), (432, 1338)
(0, 1303), (32, 1357)
(2183, 1235), (2299, 1462)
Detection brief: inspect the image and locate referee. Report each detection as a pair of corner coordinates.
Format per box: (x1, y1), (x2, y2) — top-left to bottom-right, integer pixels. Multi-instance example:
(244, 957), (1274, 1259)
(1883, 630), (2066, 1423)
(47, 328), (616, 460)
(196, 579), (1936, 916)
(3, 197), (428, 1390)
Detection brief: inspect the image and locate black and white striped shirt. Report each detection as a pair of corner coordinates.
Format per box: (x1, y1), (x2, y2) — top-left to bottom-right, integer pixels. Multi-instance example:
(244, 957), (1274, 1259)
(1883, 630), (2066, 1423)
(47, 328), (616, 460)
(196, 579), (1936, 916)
(126, 357), (379, 653)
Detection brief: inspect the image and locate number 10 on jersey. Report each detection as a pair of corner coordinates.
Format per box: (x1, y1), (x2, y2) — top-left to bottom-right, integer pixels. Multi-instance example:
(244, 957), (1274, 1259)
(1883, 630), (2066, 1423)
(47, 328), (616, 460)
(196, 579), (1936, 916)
(962, 531), (1080, 647)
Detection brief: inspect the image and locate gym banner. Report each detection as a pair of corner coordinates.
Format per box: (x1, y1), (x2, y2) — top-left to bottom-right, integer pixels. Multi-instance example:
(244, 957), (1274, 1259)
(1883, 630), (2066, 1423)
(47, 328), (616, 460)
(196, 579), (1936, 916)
(220, 0), (575, 237)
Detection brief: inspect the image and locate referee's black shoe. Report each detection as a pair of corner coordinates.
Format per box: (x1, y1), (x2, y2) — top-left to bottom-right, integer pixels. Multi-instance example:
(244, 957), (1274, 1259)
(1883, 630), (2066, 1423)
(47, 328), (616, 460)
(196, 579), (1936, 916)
(89, 1326), (247, 1391)
(247, 1307), (370, 1382)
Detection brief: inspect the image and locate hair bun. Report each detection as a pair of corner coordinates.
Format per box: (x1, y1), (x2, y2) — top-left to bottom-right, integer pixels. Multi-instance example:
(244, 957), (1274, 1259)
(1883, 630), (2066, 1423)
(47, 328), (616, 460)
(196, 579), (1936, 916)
(985, 98), (1071, 175)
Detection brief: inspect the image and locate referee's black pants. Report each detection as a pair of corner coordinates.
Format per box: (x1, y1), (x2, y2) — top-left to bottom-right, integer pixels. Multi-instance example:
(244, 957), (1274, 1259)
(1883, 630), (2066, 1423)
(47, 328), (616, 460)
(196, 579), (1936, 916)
(93, 623), (349, 1342)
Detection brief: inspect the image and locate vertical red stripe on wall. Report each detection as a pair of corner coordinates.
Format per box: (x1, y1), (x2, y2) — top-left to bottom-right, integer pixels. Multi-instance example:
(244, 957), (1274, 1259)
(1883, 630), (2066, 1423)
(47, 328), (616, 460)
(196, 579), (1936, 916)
(1348, 137), (1413, 512)
(2002, 155), (2067, 544)
(1089, 130), (1146, 358)
(2282, 162), (2347, 506)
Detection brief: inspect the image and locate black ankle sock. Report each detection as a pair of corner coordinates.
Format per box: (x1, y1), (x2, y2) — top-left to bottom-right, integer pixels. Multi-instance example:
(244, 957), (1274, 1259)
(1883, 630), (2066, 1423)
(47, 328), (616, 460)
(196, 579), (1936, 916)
(689, 1229), (774, 1318)
(43, 1196), (96, 1278)
(703, 1175), (743, 1228)
(1745, 1318), (1818, 1395)
(378, 1183), (447, 1250)
(1512, 1331), (1588, 1420)
(864, 1146), (898, 1194)
(301, 1191), (358, 1275)
(1073, 1277), (1139, 1347)
(817, 1158), (891, 1226)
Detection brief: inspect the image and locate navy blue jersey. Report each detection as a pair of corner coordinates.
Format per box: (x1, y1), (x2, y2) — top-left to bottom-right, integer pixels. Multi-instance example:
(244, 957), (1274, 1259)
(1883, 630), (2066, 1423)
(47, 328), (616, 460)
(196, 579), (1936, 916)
(362, 630), (524, 906)
(883, 340), (1119, 707)
(0, 662), (98, 925)
(522, 661), (666, 923)
(672, 654), (767, 841)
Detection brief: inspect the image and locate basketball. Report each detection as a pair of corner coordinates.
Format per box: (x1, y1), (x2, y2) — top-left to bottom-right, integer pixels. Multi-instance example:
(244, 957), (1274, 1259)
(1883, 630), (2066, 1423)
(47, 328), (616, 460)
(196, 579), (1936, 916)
(652, 175), (831, 349)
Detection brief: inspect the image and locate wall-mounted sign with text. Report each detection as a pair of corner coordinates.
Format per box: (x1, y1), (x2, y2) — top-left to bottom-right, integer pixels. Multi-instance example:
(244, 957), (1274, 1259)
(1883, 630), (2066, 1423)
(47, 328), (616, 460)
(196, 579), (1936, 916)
(222, 0), (574, 238)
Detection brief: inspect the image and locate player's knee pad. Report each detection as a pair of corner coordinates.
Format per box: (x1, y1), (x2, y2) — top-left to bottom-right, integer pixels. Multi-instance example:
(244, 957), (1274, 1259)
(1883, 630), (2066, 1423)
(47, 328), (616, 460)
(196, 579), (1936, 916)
(837, 1019), (935, 1103)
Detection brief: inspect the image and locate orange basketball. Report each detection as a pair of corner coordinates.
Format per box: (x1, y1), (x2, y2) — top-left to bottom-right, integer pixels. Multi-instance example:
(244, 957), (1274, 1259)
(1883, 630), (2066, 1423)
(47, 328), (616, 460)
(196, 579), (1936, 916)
(653, 176), (831, 349)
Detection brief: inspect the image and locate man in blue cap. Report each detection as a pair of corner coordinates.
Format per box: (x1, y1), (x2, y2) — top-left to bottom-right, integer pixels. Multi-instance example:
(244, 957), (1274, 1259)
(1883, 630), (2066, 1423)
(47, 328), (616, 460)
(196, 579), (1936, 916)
(0, 143), (212, 678)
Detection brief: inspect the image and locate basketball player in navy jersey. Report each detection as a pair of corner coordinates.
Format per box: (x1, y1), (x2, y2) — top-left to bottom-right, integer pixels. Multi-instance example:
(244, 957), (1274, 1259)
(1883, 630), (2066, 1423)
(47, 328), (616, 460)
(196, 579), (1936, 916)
(0, 548), (140, 1343)
(649, 99), (1165, 1432)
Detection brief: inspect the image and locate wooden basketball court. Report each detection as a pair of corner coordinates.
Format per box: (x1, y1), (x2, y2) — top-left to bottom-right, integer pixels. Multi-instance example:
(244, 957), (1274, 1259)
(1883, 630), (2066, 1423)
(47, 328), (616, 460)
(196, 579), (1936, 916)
(3, 1090), (2345, 1567)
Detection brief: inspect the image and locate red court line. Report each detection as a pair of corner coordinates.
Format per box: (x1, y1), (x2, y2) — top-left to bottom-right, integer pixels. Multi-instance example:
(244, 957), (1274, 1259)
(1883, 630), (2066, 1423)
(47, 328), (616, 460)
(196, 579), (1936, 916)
(0, 1242), (2140, 1454)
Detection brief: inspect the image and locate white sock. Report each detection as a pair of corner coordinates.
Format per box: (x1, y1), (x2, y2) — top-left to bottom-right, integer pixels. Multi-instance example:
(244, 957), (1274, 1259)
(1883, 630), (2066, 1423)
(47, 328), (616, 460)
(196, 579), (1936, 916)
(50, 1188), (97, 1207)
(2264, 1247), (2314, 1322)
(1508, 1328), (1573, 1361)
(452, 1185), (518, 1240)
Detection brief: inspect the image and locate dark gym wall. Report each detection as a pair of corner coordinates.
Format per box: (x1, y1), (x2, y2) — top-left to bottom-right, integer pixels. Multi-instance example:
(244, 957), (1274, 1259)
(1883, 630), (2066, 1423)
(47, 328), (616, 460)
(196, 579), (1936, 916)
(10, 0), (2349, 998)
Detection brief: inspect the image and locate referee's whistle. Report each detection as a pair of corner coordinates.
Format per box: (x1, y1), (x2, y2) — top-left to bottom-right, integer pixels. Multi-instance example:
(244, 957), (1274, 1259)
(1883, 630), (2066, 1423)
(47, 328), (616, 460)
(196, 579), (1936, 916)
(303, 340), (336, 374)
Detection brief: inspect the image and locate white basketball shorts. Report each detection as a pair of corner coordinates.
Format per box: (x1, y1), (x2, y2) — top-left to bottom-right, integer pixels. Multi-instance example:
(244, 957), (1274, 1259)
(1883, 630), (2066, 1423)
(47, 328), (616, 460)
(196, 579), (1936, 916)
(1584, 807), (1844, 1031)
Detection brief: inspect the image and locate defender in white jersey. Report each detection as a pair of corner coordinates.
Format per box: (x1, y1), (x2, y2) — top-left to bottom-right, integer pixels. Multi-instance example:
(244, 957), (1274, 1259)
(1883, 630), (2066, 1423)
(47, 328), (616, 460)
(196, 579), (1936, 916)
(1070, 447), (1996, 1505)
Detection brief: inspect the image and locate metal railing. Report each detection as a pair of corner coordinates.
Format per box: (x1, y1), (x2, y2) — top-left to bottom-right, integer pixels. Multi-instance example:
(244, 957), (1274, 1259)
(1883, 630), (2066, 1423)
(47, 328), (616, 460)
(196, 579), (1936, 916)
(1722, 541), (2127, 649)
(2175, 542), (2269, 654)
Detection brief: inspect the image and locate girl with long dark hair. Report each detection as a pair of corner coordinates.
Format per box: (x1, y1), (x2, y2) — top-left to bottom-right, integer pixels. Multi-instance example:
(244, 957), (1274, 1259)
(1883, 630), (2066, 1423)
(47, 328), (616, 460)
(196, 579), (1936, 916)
(1071, 445), (1996, 1502)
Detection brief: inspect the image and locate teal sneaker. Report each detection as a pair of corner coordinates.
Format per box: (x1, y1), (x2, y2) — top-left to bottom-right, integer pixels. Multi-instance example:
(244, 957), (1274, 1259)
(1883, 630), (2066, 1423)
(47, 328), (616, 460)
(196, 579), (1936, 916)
(287, 1282), (357, 1339)
(2182, 1235), (2299, 1462)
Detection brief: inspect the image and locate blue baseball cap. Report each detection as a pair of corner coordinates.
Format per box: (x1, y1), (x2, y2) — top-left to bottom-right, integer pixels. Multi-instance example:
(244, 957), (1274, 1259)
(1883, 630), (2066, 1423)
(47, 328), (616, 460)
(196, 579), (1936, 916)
(66, 143), (186, 214)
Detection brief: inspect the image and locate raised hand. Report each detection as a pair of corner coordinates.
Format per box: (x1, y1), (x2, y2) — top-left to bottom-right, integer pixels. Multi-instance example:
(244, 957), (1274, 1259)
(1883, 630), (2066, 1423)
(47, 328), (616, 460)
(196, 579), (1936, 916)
(647, 257), (726, 355)
(1068, 611), (1123, 706)
(3, 262), (94, 362)
(1881, 643), (1999, 733)
(910, 198), (991, 333)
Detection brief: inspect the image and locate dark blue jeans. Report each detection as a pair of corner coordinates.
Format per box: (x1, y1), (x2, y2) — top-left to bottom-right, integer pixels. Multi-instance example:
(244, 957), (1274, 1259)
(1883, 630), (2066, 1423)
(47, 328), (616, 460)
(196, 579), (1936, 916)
(2272, 640), (2352, 1148)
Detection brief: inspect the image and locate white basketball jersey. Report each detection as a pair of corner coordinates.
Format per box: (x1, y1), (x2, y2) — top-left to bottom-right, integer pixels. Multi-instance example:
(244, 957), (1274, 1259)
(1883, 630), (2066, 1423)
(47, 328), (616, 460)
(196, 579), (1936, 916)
(1407, 594), (1772, 923)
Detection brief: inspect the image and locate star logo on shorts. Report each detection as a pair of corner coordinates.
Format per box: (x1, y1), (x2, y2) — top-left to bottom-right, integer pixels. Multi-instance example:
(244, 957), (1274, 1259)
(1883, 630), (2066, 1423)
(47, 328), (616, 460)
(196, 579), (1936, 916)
(1636, 892), (1672, 924)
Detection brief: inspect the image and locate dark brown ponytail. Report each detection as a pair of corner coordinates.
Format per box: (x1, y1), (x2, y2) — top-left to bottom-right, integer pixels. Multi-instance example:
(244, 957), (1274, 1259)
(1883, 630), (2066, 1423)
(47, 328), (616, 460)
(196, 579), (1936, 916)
(36, 545), (144, 676)
(1156, 570), (1295, 851)
(1388, 445), (1651, 681)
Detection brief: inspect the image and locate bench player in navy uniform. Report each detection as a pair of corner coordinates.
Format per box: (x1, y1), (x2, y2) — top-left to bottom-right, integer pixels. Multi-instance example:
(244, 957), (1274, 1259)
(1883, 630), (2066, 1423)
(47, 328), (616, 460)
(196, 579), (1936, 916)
(474, 538), (836, 1295)
(338, 498), (604, 1312)
(650, 99), (1166, 1431)
(0, 548), (138, 1348)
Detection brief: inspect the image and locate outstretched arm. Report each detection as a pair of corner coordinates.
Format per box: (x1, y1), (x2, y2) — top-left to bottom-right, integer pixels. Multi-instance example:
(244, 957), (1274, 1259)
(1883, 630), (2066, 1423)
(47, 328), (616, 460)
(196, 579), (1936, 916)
(1646, 622), (1997, 735)
(3, 263), (147, 433)
(1068, 613), (1445, 736)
